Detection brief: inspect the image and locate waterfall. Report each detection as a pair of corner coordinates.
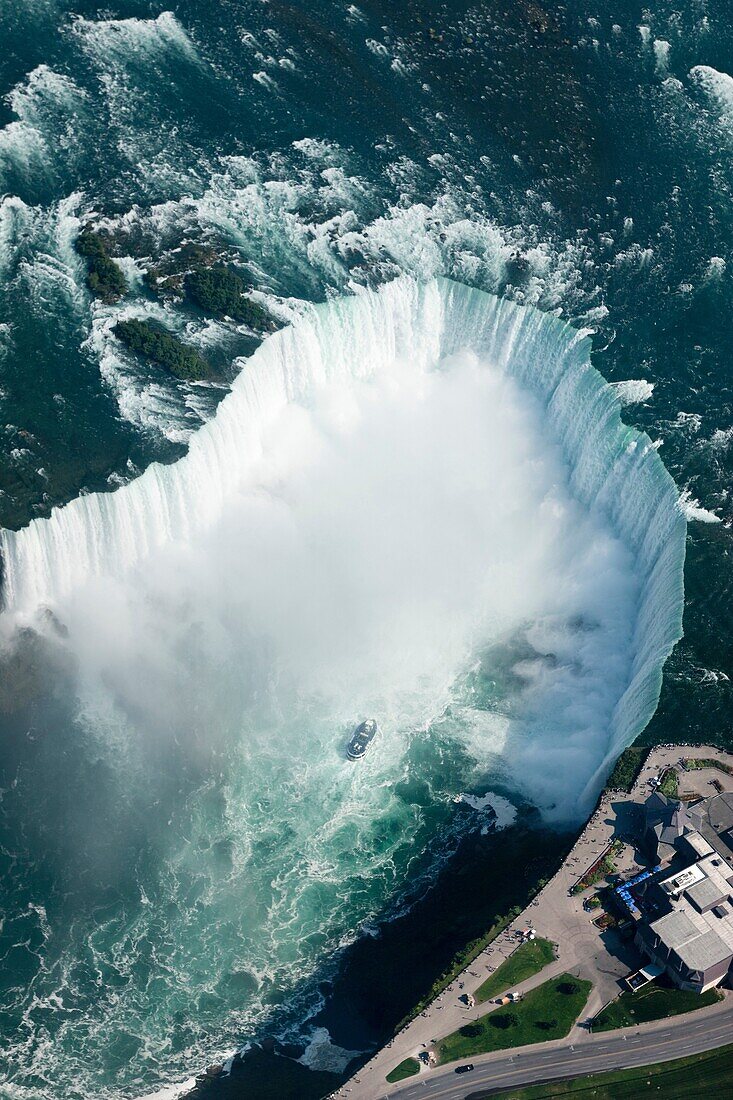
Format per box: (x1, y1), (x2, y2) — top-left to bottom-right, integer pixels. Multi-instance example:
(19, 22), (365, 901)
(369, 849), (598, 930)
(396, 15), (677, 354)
(0, 277), (686, 796)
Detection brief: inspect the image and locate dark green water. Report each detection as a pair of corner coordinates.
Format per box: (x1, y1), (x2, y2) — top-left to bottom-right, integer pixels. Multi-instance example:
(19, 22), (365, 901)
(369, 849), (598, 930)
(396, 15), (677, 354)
(1, 2), (732, 1098)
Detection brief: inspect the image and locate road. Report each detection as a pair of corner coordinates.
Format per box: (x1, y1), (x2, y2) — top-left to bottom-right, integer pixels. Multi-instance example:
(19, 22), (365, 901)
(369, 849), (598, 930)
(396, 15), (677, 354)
(337, 744), (733, 1100)
(377, 996), (733, 1099)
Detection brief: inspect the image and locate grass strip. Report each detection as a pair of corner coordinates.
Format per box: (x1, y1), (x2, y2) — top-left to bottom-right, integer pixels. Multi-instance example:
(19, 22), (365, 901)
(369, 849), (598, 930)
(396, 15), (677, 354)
(475, 938), (556, 1003)
(592, 981), (722, 1031)
(385, 1057), (420, 1083)
(470, 1041), (733, 1098)
(437, 973), (591, 1063)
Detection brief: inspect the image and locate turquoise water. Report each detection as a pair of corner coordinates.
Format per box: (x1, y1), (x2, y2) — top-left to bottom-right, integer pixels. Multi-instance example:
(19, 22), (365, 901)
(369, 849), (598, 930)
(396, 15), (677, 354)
(0, 3), (731, 1098)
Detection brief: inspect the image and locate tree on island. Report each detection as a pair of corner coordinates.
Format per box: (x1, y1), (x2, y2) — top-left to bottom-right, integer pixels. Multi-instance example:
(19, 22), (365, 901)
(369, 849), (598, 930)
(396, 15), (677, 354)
(75, 228), (128, 304)
(185, 266), (269, 328)
(113, 319), (213, 382)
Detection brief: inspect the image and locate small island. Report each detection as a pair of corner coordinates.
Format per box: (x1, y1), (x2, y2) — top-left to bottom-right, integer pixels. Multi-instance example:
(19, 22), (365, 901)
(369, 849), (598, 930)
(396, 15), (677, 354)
(75, 228), (128, 304)
(185, 266), (270, 328)
(145, 245), (273, 332)
(113, 319), (213, 382)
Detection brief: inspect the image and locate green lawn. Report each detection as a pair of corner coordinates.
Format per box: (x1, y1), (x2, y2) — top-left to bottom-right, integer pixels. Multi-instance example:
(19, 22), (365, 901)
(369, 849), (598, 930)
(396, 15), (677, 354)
(475, 938), (556, 1003)
(385, 1056), (420, 1082)
(593, 981), (722, 1031)
(659, 767), (679, 798)
(437, 973), (591, 1064)
(686, 757), (733, 777)
(470, 1043), (733, 1099)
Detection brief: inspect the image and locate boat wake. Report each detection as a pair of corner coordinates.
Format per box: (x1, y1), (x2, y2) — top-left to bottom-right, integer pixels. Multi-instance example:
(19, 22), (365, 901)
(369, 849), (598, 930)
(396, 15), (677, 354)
(0, 277), (685, 1098)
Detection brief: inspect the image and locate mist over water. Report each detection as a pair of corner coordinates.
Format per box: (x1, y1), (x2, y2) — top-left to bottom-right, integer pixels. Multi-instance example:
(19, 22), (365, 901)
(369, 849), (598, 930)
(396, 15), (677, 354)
(5, 0), (733, 1096)
(0, 277), (685, 1098)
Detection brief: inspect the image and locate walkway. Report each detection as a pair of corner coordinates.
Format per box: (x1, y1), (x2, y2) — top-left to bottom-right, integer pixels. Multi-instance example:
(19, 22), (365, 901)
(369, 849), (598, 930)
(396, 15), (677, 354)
(387, 992), (733, 1099)
(334, 745), (732, 1100)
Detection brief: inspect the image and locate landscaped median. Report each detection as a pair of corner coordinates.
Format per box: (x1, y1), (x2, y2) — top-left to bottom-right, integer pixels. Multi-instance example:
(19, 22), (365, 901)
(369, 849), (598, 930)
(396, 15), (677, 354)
(475, 938), (556, 1003)
(436, 973), (591, 1063)
(592, 980), (723, 1031)
(474, 1042), (733, 1099)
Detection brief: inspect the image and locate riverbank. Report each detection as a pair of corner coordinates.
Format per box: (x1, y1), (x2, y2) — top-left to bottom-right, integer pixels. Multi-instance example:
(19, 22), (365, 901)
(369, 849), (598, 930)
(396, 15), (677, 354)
(338, 744), (733, 1100)
(183, 820), (570, 1100)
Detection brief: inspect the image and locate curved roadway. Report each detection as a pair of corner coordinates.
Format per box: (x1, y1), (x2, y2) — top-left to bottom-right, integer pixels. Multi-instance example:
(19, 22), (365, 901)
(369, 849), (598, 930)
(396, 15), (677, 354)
(378, 996), (733, 1100)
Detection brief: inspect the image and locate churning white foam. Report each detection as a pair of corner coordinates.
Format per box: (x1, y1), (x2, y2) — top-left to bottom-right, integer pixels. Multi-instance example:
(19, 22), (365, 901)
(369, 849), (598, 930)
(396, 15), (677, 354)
(691, 64), (733, 123)
(612, 378), (655, 405)
(297, 1027), (361, 1074)
(0, 278), (686, 821)
(455, 792), (518, 831)
(678, 489), (721, 524)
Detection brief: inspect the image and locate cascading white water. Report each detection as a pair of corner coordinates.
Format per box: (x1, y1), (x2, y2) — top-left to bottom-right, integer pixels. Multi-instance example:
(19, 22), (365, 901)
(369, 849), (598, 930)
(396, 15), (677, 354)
(0, 277), (686, 812)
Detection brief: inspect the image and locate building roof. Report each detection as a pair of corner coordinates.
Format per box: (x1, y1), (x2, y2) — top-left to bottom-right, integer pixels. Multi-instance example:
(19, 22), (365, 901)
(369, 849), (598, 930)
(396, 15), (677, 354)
(652, 908), (698, 947)
(677, 928), (731, 972)
(644, 792), (695, 860)
(659, 861), (706, 897)
(688, 792), (733, 867)
(686, 876), (726, 913)
(651, 853), (733, 977)
(685, 832), (714, 859)
(651, 910), (731, 972)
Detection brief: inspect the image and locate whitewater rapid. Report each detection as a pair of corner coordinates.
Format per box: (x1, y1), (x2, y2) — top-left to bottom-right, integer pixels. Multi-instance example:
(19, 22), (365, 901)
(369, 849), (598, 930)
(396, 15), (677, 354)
(0, 277), (685, 813)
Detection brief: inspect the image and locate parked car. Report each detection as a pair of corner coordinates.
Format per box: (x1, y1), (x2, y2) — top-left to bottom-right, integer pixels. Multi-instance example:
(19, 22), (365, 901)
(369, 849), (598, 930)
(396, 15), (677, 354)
(455, 1064), (475, 1074)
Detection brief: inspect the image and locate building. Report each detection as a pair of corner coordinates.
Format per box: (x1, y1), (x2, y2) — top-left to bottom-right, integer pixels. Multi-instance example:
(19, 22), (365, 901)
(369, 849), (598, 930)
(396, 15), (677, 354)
(687, 791), (733, 871)
(634, 790), (733, 993)
(643, 792), (695, 865)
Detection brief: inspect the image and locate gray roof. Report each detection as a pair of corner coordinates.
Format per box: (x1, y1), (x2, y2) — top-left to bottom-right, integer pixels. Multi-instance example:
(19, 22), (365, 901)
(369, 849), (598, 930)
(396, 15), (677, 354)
(677, 928), (732, 972)
(652, 909), (698, 949)
(651, 909), (733, 972)
(686, 876), (726, 913)
(688, 792), (733, 865)
(709, 792), (733, 834)
(645, 792), (694, 857)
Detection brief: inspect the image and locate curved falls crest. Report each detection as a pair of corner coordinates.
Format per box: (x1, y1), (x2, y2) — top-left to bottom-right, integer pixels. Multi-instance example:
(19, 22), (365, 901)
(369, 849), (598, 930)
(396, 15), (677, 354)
(0, 277), (686, 811)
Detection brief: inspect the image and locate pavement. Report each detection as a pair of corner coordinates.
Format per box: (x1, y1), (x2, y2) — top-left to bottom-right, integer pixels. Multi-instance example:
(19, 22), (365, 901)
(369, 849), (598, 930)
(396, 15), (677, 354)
(333, 745), (733, 1100)
(384, 992), (733, 1099)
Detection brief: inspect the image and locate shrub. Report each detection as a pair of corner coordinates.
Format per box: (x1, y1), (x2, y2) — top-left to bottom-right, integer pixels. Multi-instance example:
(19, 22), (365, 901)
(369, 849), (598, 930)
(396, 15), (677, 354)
(558, 981), (579, 996)
(659, 768), (679, 798)
(459, 1024), (482, 1038)
(113, 319), (212, 381)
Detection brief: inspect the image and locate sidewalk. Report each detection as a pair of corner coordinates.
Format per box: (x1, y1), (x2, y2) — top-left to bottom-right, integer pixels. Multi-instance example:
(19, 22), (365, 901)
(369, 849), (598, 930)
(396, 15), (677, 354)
(333, 745), (732, 1099)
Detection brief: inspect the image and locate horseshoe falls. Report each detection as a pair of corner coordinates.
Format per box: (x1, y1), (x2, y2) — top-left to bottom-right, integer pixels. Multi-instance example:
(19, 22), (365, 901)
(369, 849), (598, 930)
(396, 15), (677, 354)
(2, 272), (686, 804)
(0, 277), (684, 1100)
(0, 267), (688, 1100)
(1, 275), (686, 810)
(9, 0), (733, 1095)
